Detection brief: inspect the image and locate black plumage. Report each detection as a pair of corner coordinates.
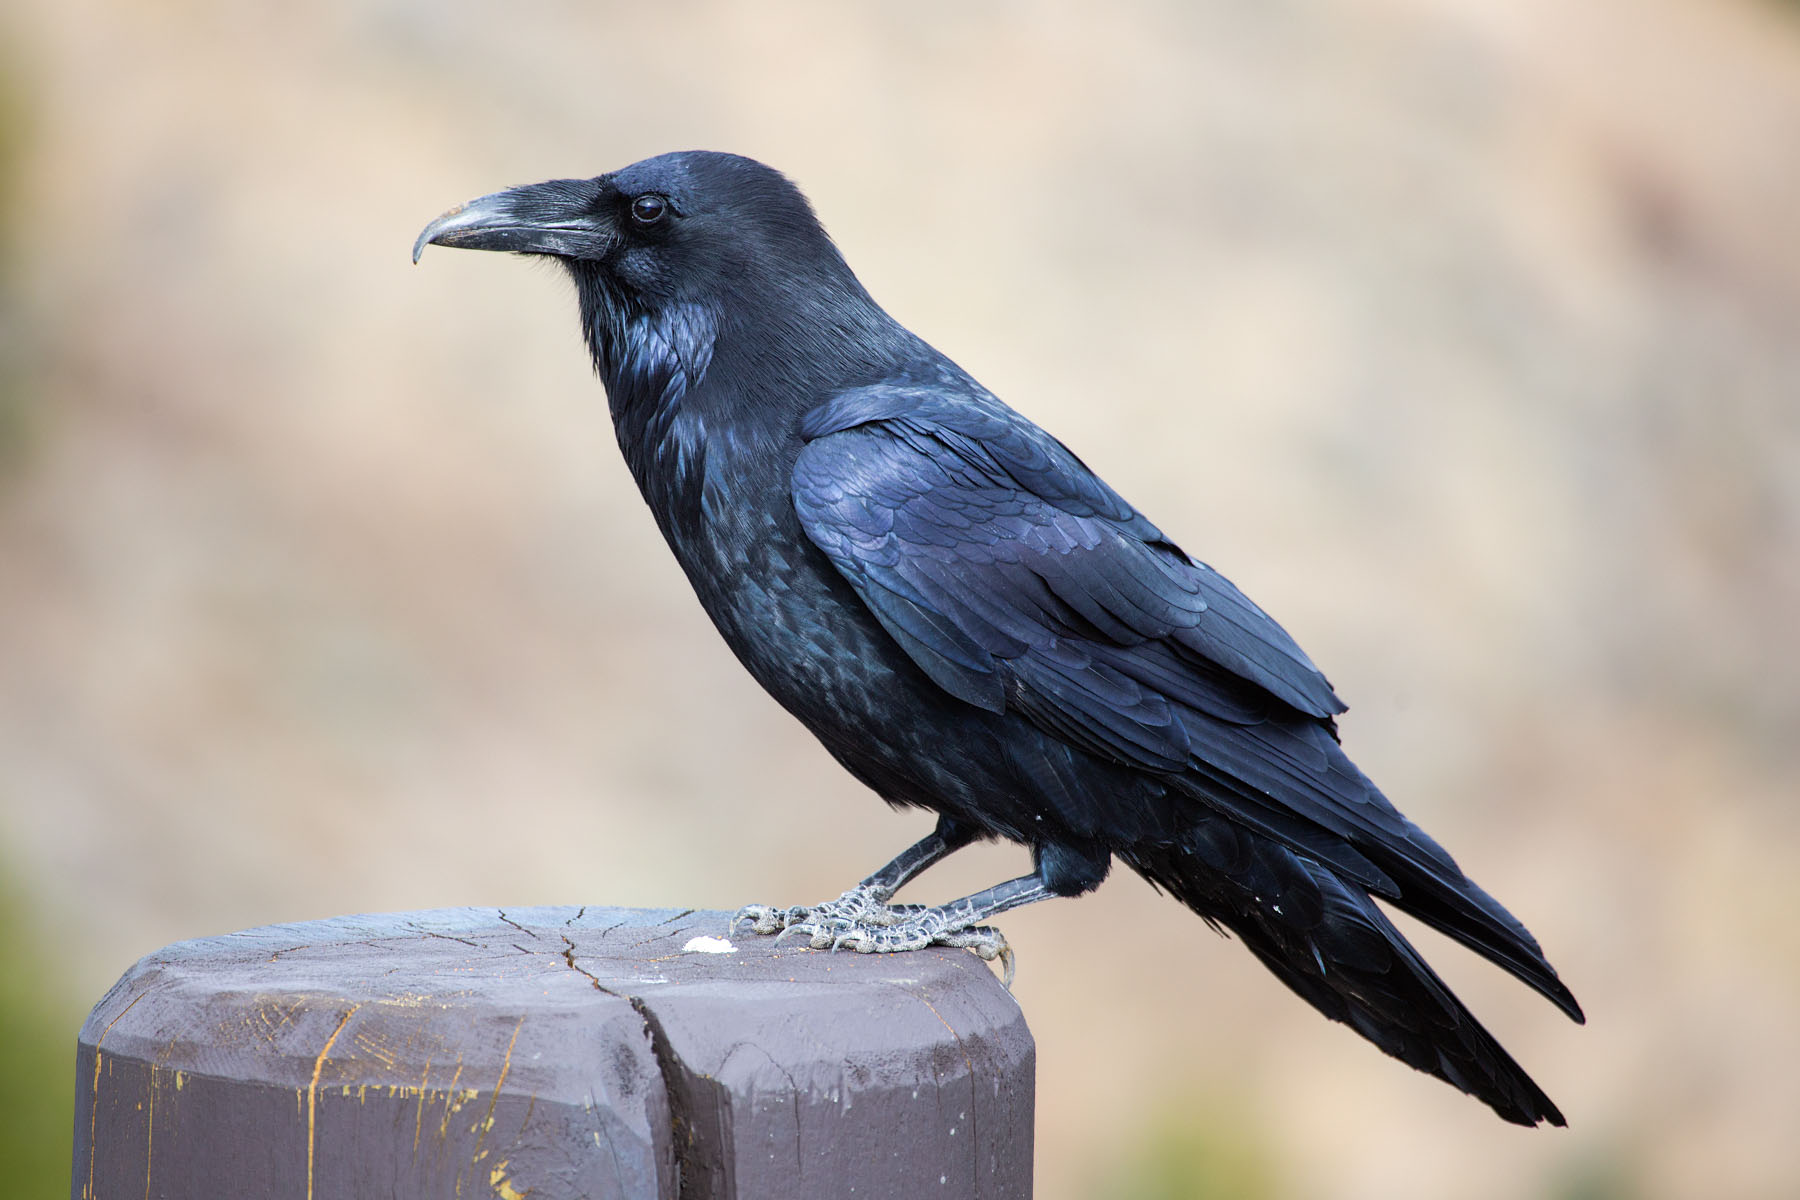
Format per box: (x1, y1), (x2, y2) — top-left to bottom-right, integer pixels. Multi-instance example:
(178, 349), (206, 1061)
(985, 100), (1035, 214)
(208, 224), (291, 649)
(415, 150), (1582, 1126)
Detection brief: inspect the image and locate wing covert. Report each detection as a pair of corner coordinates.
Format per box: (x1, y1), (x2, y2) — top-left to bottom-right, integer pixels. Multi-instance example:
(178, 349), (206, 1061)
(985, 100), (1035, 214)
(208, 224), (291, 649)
(795, 383), (1345, 751)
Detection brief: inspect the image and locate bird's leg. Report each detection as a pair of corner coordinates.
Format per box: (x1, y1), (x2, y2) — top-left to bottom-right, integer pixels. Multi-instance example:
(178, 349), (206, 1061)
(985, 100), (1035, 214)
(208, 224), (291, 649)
(804, 874), (1056, 987)
(768, 840), (1108, 984)
(732, 815), (976, 937)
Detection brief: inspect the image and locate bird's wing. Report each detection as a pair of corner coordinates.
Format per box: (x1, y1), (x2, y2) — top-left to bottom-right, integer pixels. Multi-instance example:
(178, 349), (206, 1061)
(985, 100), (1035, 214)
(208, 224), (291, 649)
(797, 382), (1420, 877)
(796, 381), (1584, 1022)
(795, 382), (1345, 763)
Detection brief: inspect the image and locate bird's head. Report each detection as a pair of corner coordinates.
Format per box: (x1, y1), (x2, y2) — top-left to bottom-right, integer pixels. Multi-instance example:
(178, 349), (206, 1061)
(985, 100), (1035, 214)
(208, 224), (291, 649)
(416, 151), (895, 415)
(415, 151), (869, 312)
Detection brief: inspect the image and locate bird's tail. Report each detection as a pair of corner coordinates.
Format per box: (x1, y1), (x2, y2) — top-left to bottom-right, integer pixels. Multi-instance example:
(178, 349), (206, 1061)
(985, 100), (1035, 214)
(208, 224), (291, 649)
(1128, 821), (1567, 1127)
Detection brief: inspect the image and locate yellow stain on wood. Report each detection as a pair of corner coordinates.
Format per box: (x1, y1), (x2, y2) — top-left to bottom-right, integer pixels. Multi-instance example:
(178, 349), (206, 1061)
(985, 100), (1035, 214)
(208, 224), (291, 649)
(413, 1053), (434, 1162)
(306, 1005), (361, 1200)
(471, 1017), (526, 1166)
(353, 1028), (399, 1069)
(83, 1051), (102, 1200)
(145, 1028), (180, 1200)
(256, 996), (305, 1046)
(438, 1056), (467, 1145)
(142, 1068), (154, 1200)
(489, 1160), (528, 1200)
(85, 989), (147, 1200)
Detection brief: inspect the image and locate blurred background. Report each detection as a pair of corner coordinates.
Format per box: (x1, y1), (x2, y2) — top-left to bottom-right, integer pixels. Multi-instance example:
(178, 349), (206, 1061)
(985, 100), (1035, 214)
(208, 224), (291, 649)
(2, 0), (1798, 1196)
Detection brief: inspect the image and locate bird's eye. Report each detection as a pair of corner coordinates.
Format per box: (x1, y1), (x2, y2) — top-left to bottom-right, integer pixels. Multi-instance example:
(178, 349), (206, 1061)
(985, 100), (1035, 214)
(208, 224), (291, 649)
(630, 194), (669, 226)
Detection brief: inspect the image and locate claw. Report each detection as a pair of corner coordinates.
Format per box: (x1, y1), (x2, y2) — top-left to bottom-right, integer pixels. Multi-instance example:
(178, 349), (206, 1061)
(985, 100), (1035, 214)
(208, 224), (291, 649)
(934, 926), (1015, 986)
(731, 904), (791, 936)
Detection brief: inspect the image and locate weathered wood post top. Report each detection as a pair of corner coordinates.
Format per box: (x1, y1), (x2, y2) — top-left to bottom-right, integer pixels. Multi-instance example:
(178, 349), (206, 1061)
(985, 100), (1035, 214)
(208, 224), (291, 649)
(74, 906), (1034, 1199)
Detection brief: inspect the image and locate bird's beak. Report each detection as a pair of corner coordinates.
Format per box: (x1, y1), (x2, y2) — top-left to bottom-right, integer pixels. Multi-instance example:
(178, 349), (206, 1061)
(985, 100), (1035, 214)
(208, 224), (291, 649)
(412, 178), (610, 264)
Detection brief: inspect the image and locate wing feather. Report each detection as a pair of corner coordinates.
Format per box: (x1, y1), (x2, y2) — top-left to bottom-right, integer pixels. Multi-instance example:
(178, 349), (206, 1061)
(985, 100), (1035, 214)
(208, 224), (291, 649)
(793, 378), (1581, 1024)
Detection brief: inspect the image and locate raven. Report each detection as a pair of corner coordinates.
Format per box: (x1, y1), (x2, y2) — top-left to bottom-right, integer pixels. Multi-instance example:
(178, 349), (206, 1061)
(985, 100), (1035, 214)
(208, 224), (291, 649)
(415, 150), (1582, 1126)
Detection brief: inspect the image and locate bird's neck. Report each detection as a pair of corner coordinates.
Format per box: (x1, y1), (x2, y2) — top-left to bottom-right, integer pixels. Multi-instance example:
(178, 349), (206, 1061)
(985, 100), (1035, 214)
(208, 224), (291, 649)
(587, 298), (720, 491)
(579, 279), (908, 502)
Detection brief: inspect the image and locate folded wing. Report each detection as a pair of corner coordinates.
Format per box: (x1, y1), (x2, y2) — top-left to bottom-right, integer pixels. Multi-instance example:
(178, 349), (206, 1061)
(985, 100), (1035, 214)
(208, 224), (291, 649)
(793, 378), (1581, 1022)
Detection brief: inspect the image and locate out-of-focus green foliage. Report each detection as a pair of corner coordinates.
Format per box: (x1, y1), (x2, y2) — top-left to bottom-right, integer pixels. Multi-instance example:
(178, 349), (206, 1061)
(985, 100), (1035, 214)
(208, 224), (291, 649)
(0, 29), (81, 1200)
(0, 34), (62, 1157)
(1551, 1147), (1646, 1200)
(1089, 1092), (1280, 1200)
(0, 861), (80, 1200)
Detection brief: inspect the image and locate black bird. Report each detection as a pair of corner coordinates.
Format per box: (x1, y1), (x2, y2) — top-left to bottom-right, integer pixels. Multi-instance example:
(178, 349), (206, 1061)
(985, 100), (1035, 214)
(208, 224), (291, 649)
(415, 150), (1583, 1126)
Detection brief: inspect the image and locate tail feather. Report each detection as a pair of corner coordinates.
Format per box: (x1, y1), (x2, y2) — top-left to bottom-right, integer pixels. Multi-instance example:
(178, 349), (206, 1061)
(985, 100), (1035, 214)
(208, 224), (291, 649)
(1177, 758), (1585, 1026)
(1130, 821), (1569, 1127)
(1379, 854), (1585, 1025)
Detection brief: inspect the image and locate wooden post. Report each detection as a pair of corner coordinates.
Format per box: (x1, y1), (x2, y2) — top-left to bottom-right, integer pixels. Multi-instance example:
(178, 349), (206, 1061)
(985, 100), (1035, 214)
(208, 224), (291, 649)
(72, 906), (1034, 1199)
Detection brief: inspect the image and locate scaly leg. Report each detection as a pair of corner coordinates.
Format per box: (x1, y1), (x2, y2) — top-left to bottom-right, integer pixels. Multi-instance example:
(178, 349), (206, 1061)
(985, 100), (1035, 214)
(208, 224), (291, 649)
(732, 815), (976, 936)
(807, 874), (1058, 986)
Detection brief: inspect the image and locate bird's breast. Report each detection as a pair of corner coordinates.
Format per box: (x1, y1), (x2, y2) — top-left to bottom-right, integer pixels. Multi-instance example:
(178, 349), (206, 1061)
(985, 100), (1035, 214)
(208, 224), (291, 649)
(613, 382), (1014, 818)
(623, 418), (1073, 839)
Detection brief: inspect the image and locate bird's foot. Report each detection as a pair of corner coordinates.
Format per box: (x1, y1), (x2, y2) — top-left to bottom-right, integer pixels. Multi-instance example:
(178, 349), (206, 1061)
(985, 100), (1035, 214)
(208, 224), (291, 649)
(739, 897), (1015, 987)
(834, 918), (1015, 986)
(731, 883), (913, 937)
